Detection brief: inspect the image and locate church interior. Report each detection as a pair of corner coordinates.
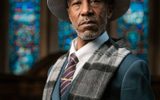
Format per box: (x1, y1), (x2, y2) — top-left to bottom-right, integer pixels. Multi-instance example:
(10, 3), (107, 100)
(0, 0), (160, 100)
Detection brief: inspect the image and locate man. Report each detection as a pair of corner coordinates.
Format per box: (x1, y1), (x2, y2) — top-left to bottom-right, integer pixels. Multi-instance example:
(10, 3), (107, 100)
(43, 0), (155, 99)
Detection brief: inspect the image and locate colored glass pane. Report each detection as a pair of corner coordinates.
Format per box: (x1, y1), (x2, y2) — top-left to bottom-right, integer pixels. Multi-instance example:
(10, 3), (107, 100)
(117, 0), (149, 61)
(9, 0), (40, 75)
(58, 20), (77, 51)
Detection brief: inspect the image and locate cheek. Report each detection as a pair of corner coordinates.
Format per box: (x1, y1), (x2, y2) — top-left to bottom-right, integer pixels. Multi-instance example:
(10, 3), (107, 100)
(70, 17), (78, 29)
(97, 9), (108, 24)
(68, 12), (79, 27)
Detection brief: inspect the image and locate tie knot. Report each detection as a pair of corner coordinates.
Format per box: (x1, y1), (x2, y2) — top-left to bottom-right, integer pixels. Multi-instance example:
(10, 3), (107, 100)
(69, 53), (79, 64)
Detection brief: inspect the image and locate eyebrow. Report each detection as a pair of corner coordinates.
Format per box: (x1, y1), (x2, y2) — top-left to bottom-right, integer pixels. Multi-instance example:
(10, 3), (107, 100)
(68, 0), (80, 4)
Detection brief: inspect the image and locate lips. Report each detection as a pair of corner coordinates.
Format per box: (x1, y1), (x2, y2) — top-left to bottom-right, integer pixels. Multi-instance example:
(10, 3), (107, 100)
(79, 20), (97, 27)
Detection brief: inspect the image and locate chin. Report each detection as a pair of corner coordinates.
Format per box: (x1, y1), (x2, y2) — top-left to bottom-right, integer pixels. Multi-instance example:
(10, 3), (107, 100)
(78, 31), (101, 41)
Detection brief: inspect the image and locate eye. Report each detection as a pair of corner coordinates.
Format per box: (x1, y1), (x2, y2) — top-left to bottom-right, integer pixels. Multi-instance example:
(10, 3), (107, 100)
(91, 0), (101, 3)
(90, 0), (101, 5)
(72, 1), (81, 6)
(69, 1), (81, 10)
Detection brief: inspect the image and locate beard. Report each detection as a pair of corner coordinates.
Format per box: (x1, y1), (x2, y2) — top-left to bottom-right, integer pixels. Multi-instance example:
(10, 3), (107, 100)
(70, 15), (108, 41)
(76, 30), (101, 40)
(72, 23), (106, 41)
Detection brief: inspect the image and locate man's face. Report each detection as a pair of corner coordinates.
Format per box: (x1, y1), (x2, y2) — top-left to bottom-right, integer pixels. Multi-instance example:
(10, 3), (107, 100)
(67, 0), (109, 40)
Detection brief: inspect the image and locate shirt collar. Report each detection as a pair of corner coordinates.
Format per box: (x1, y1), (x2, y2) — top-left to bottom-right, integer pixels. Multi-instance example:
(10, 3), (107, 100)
(69, 31), (109, 62)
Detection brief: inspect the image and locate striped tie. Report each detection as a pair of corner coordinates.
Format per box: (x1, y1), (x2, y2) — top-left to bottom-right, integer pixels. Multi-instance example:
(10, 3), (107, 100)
(60, 53), (79, 96)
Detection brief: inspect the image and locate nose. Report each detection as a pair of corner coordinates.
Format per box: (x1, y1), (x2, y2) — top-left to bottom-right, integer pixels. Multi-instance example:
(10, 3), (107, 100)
(81, 2), (93, 16)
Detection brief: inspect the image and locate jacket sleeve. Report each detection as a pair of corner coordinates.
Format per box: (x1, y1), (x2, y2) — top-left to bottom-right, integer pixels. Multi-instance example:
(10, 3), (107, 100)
(120, 60), (155, 100)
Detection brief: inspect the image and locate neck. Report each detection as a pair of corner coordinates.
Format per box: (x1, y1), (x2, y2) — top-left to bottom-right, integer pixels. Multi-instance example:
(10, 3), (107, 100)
(75, 31), (105, 50)
(76, 37), (91, 50)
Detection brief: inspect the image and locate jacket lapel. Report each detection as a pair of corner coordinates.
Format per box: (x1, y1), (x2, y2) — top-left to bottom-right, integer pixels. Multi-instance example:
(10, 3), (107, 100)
(69, 40), (130, 100)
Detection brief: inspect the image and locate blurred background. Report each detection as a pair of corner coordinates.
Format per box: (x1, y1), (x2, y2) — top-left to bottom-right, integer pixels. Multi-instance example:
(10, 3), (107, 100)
(0, 0), (160, 100)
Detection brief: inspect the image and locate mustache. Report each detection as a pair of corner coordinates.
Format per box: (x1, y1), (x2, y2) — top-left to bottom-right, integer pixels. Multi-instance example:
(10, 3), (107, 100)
(78, 17), (97, 26)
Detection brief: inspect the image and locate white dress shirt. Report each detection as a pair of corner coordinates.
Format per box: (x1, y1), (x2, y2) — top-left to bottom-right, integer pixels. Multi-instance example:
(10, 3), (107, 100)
(68, 32), (109, 80)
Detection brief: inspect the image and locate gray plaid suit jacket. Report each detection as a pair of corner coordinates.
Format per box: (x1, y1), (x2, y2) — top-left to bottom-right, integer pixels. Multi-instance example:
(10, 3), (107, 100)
(43, 40), (155, 100)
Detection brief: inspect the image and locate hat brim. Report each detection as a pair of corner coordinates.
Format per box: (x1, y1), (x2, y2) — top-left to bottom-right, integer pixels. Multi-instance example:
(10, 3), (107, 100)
(47, 0), (130, 21)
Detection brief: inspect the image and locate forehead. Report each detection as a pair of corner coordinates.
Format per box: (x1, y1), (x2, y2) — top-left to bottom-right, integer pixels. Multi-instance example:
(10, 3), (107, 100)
(67, 0), (106, 3)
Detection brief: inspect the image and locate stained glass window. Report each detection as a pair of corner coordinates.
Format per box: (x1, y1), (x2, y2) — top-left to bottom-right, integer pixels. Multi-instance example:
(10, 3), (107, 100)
(117, 0), (149, 61)
(58, 20), (77, 51)
(9, 0), (40, 75)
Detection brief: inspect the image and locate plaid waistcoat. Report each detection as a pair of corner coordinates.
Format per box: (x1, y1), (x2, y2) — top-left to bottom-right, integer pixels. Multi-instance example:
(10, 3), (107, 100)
(43, 39), (130, 100)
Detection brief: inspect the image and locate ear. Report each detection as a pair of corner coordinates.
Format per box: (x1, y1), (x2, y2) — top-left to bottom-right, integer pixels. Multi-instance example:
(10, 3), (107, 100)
(107, 5), (113, 19)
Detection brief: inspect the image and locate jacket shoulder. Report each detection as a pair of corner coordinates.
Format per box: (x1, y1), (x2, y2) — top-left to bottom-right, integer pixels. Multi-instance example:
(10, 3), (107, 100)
(109, 53), (148, 90)
(118, 54), (148, 81)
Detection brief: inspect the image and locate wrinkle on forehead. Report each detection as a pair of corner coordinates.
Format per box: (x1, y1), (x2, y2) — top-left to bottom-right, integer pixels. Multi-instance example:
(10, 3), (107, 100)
(67, 0), (109, 6)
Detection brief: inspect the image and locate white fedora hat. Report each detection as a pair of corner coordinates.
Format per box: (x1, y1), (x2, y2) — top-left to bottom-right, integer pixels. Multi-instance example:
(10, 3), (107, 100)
(47, 0), (130, 21)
